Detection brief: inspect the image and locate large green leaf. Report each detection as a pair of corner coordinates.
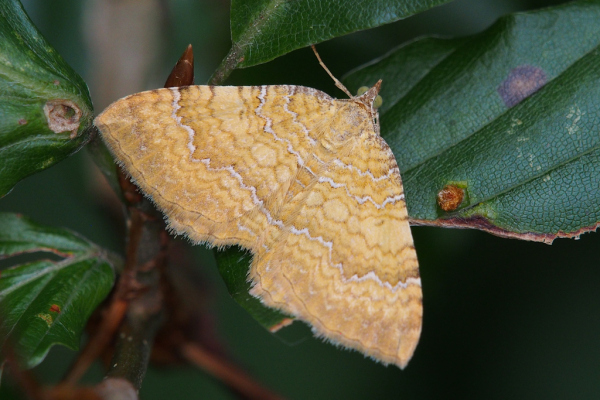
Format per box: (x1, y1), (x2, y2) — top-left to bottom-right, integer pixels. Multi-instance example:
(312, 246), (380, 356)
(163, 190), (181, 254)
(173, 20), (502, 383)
(0, 0), (94, 197)
(214, 0), (600, 330)
(0, 213), (116, 369)
(343, 0), (600, 242)
(213, 0), (452, 80)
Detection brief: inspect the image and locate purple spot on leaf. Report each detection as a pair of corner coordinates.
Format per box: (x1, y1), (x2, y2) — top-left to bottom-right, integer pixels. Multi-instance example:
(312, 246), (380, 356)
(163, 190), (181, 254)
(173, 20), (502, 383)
(498, 65), (546, 108)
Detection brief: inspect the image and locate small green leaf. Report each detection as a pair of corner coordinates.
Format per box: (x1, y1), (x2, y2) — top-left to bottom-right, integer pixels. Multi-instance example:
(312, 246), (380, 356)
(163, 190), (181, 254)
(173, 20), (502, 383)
(0, 0), (94, 197)
(0, 212), (91, 256)
(344, 0), (600, 242)
(215, 247), (291, 330)
(215, 0), (452, 78)
(0, 213), (116, 369)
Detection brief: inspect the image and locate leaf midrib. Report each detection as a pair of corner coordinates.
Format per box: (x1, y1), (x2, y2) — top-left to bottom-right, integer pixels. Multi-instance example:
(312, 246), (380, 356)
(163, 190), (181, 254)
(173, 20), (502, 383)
(232, 0), (287, 57)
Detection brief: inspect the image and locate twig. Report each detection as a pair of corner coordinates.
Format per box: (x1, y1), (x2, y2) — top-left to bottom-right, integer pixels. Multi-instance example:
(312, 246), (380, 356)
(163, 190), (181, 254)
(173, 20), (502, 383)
(103, 210), (167, 390)
(181, 343), (285, 400)
(62, 45), (193, 387)
(5, 355), (44, 400)
(99, 43), (197, 390)
(63, 296), (128, 384)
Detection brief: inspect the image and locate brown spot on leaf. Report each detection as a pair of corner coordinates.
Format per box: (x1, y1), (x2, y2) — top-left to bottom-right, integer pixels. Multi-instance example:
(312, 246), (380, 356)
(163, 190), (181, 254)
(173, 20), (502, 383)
(498, 65), (546, 107)
(18, 118), (27, 125)
(43, 99), (82, 137)
(50, 304), (61, 313)
(53, 80), (60, 86)
(437, 184), (464, 211)
(37, 313), (53, 327)
(268, 317), (294, 333)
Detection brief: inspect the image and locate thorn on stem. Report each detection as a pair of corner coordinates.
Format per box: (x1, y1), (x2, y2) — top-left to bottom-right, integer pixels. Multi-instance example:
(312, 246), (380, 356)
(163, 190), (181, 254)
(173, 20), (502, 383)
(165, 44), (194, 88)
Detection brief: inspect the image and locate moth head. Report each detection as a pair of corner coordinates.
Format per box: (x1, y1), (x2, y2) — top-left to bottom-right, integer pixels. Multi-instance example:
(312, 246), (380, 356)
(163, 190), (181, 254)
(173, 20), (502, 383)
(356, 80), (382, 116)
(321, 96), (374, 151)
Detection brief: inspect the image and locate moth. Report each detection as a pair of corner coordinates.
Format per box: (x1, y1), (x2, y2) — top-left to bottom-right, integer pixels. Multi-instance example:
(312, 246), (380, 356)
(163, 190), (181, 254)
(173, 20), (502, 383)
(95, 50), (422, 368)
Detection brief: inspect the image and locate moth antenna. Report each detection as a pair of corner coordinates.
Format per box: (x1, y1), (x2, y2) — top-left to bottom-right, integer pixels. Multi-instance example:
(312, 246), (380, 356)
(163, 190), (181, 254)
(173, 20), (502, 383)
(311, 45), (353, 98)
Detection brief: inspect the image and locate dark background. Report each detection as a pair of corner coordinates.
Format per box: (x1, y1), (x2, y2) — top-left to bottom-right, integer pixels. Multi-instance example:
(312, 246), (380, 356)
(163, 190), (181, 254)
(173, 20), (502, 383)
(2, 0), (599, 399)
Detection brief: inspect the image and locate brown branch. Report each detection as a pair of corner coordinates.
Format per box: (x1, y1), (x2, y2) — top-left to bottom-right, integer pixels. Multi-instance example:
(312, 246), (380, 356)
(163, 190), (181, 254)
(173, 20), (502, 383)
(91, 44), (195, 390)
(4, 356), (44, 400)
(103, 209), (167, 390)
(61, 45), (193, 386)
(180, 343), (285, 400)
(94, 378), (137, 400)
(63, 297), (128, 384)
(6, 352), (104, 400)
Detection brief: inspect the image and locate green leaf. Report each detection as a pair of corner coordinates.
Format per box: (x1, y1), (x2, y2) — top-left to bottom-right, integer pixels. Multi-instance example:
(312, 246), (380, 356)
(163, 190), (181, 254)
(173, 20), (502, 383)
(215, 0), (452, 78)
(0, 213), (116, 369)
(212, 1), (600, 328)
(343, 0), (600, 242)
(216, 247), (291, 330)
(0, 0), (94, 197)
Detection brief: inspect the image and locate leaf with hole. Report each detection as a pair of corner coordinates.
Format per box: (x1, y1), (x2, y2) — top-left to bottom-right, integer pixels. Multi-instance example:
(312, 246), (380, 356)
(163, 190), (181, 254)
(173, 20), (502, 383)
(0, 0), (94, 197)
